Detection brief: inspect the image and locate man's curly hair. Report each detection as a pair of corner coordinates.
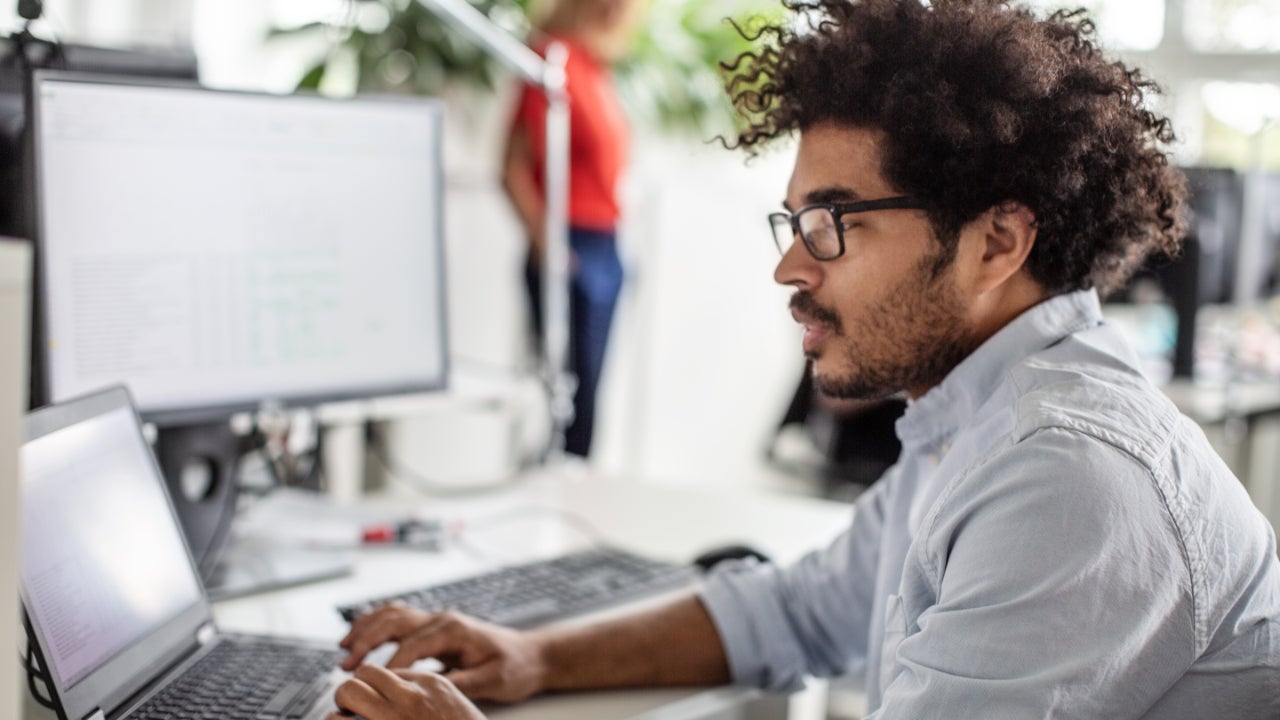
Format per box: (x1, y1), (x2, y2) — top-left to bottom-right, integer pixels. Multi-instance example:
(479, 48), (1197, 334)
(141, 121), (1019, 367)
(723, 0), (1188, 296)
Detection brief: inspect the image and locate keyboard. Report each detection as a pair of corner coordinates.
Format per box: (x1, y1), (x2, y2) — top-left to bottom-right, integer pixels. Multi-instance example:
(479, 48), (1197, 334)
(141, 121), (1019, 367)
(337, 546), (699, 627)
(126, 638), (342, 720)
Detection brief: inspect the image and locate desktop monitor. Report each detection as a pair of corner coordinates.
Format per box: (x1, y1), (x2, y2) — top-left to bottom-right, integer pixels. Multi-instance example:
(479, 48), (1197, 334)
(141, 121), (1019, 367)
(30, 71), (448, 422)
(1116, 166), (1245, 378)
(28, 71), (449, 588)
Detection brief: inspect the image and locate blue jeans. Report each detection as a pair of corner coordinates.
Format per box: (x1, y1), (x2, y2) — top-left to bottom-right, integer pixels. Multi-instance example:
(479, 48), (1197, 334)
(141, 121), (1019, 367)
(525, 227), (623, 457)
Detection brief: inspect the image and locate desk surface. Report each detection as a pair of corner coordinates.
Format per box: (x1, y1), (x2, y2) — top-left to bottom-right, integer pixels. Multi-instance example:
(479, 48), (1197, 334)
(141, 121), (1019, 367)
(24, 471), (851, 720)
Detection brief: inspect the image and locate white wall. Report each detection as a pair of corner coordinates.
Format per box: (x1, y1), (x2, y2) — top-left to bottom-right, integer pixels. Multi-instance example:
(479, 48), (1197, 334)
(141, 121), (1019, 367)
(0, 0), (191, 47)
(595, 135), (804, 484)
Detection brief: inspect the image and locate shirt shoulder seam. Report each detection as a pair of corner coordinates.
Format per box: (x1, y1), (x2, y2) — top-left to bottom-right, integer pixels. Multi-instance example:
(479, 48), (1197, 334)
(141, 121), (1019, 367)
(1021, 424), (1201, 653)
(919, 423), (1198, 656)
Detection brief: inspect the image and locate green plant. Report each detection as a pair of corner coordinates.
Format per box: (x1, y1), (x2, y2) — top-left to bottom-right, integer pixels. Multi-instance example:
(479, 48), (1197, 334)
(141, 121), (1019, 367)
(617, 0), (782, 137)
(271, 0), (534, 96)
(271, 0), (782, 137)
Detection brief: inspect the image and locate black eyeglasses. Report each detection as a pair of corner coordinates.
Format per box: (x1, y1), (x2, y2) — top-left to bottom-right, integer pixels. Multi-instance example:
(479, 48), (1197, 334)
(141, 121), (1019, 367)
(769, 196), (926, 261)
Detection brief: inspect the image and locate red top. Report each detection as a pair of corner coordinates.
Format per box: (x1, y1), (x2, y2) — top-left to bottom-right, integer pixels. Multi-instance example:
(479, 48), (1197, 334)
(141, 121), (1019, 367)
(513, 36), (629, 230)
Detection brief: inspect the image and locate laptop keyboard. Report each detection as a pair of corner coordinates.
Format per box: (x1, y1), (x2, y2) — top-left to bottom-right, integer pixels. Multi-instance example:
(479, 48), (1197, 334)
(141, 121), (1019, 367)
(338, 546), (698, 627)
(126, 638), (342, 720)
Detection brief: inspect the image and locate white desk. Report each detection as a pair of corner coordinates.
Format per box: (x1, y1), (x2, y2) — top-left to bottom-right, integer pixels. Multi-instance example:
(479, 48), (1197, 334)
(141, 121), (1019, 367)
(25, 471), (853, 720)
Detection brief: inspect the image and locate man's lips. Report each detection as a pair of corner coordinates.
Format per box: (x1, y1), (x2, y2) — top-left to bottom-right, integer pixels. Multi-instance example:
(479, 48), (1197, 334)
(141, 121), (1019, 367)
(791, 308), (832, 353)
(802, 325), (831, 353)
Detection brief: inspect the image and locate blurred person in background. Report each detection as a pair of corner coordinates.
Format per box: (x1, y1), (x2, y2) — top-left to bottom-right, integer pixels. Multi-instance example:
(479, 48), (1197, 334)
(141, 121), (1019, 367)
(503, 0), (647, 457)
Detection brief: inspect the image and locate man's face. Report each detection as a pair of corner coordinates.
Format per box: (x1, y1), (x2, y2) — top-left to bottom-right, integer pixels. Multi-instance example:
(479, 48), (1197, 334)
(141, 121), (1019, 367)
(775, 122), (975, 400)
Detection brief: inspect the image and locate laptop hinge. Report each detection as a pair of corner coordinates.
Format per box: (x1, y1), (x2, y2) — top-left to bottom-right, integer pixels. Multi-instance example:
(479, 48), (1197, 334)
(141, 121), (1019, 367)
(83, 710), (106, 720)
(196, 622), (216, 646)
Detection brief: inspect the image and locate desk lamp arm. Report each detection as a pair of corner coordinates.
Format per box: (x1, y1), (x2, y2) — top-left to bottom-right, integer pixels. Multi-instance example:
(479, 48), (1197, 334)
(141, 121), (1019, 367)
(414, 0), (573, 457)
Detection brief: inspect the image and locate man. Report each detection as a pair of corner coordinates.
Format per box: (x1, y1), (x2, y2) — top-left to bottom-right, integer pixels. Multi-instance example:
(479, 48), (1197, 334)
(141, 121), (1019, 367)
(327, 1), (1280, 718)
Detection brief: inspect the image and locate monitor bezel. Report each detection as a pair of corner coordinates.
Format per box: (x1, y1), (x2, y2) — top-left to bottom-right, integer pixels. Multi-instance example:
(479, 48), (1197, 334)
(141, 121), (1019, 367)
(19, 385), (215, 720)
(29, 70), (451, 427)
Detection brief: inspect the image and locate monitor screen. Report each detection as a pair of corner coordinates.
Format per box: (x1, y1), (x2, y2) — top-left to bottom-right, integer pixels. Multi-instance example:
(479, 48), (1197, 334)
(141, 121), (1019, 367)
(31, 72), (448, 424)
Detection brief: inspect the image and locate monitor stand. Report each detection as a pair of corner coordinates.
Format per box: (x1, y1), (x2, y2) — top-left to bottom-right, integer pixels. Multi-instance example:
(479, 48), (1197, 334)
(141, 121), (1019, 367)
(153, 422), (352, 599)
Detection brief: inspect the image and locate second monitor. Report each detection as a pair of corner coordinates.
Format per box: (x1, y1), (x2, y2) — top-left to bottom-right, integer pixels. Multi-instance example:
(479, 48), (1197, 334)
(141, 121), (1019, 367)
(31, 72), (449, 421)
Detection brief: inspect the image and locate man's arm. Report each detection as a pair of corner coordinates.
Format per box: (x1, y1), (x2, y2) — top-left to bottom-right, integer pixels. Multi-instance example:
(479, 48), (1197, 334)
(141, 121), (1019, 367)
(532, 594), (731, 691)
(339, 593), (729, 704)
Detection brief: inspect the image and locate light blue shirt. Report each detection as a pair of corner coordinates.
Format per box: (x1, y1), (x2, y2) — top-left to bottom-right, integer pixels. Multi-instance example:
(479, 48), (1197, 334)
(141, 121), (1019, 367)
(701, 289), (1280, 718)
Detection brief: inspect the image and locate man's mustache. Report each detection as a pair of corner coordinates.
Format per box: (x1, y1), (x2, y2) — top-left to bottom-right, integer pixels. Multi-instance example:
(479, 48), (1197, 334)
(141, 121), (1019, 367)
(789, 292), (842, 333)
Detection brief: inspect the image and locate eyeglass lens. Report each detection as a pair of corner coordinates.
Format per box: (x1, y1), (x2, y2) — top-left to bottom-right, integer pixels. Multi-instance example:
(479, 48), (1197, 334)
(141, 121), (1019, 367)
(771, 207), (841, 260)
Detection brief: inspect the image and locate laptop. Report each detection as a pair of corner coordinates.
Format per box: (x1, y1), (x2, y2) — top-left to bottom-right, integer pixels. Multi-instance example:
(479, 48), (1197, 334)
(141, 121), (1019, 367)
(19, 386), (348, 720)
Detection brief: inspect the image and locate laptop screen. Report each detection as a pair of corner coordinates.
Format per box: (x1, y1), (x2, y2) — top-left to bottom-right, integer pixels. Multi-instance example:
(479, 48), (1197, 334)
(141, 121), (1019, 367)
(21, 403), (202, 688)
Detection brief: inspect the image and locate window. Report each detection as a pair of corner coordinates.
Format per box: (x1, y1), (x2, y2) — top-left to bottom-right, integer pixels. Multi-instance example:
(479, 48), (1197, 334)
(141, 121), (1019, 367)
(1185, 0), (1280, 52)
(1199, 82), (1280, 169)
(1023, 0), (1166, 51)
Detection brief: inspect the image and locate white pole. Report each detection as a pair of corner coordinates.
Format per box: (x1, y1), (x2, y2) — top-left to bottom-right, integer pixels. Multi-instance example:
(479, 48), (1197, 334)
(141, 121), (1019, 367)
(414, 0), (574, 456)
(541, 42), (573, 456)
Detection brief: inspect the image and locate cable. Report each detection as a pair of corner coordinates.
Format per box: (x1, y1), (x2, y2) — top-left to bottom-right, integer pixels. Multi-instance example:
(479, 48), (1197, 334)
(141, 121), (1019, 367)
(24, 627), (55, 710)
(194, 480), (239, 582)
(194, 428), (269, 581)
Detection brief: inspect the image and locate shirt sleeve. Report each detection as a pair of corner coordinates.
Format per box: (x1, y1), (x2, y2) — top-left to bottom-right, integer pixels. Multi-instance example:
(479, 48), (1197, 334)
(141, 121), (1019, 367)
(698, 468), (893, 691)
(871, 428), (1196, 719)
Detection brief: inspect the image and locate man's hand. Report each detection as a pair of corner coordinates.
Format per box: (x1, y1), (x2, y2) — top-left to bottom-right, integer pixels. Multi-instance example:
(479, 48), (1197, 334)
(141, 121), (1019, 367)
(340, 606), (547, 703)
(325, 664), (486, 720)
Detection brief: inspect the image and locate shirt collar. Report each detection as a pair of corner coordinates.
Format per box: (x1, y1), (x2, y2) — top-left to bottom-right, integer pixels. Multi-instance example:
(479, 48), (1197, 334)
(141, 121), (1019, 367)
(895, 288), (1105, 449)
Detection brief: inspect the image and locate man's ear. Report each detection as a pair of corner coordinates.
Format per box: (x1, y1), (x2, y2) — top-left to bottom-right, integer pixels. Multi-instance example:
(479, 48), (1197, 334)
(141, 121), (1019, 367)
(973, 201), (1037, 294)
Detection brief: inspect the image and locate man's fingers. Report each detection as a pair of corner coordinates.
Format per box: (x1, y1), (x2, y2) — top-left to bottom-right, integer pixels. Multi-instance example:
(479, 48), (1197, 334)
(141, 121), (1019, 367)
(341, 605), (405, 647)
(354, 664), (417, 705)
(342, 608), (431, 670)
(332, 676), (386, 719)
(385, 613), (470, 669)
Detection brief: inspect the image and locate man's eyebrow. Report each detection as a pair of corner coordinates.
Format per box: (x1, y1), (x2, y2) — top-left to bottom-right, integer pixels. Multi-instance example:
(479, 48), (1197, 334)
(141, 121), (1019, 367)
(803, 186), (863, 205)
(782, 186), (865, 212)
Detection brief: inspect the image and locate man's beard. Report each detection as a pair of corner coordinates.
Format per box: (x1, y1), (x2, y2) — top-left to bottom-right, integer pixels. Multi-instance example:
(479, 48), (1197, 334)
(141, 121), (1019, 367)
(794, 255), (974, 400)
